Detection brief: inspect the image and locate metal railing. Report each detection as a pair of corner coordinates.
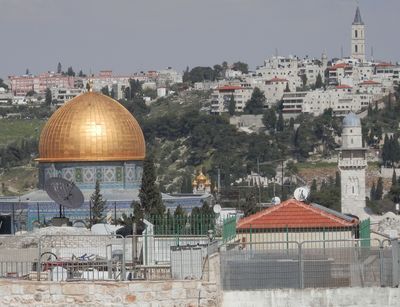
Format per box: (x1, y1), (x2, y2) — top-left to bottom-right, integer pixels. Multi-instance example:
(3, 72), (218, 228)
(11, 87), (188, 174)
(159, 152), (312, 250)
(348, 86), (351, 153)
(35, 234), (212, 282)
(221, 238), (398, 290)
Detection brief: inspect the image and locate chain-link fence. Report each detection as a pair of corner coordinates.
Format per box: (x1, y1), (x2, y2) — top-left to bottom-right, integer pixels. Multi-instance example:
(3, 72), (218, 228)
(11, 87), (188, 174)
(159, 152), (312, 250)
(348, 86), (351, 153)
(221, 238), (399, 290)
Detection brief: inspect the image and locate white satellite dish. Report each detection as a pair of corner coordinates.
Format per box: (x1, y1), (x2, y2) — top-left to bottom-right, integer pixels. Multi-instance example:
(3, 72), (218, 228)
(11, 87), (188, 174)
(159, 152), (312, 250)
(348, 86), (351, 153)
(271, 196), (281, 205)
(294, 187), (310, 202)
(213, 204), (222, 214)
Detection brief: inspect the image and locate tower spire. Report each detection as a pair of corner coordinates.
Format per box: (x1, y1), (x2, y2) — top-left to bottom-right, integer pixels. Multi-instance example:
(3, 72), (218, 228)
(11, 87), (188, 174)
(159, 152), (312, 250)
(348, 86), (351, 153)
(353, 6), (364, 25)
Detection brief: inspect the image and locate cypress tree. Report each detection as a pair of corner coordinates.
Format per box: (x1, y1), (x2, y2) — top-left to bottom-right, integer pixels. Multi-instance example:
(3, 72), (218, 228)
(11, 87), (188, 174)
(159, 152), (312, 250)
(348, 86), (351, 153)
(139, 155), (165, 216)
(370, 183), (376, 201)
(392, 169), (397, 186)
(90, 180), (106, 224)
(375, 177), (384, 201)
(310, 179), (318, 193)
(276, 111), (284, 132)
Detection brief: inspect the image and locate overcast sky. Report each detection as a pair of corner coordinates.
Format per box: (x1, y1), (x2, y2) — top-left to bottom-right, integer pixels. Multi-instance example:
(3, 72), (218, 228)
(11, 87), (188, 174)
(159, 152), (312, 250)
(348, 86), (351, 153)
(0, 0), (398, 78)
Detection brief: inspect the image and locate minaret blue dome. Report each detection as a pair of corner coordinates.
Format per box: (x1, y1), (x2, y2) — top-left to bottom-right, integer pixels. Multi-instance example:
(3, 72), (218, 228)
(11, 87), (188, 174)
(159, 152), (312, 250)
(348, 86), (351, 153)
(343, 112), (361, 127)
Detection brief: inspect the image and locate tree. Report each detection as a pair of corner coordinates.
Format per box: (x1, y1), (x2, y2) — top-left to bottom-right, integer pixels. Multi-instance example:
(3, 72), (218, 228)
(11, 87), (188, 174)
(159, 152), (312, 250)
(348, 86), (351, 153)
(101, 86), (110, 96)
(310, 179), (318, 193)
(375, 177), (384, 200)
(232, 61), (249, 74)
(57, 62), (62, 74)
(139, 155), (165, 216)
(244, 87), (265, 114)
(67, 66), (75, 77)
(370, 183), (376, 201)
(300, 74), (307, 89)
(90, 180), (106, 225)
(284, 83), (290, 92)
(45, 88), (52, 106)
(276, 111), (284, 132)
(0, 79), (9, 90)
(228, 94), (235, 116)
(262, 109), (277, 131)
(315, 73), (323, 89)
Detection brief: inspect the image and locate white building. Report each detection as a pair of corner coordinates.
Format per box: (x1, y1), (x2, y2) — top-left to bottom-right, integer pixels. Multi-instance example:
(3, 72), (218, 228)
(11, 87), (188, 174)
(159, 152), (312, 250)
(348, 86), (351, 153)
(210, 84), (253, 114)
(157, 67), (183, 86)
(282, 92), (307, 117)
(338, 113), (367, 218)
(259, 77), (289, 106)
(51, 87), (84, 104)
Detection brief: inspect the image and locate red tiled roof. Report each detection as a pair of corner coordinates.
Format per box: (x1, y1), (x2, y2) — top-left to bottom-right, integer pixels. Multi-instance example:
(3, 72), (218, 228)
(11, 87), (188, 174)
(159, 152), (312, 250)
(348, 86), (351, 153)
(217, 85), (243, 91)
(267, 77), (288, 83)
(328, 63), (352, 70)
(237, 199), (357, 230)
(360, 80), (380, 85)
(375, 62), (393, 67)
(336, 84), (352, 89)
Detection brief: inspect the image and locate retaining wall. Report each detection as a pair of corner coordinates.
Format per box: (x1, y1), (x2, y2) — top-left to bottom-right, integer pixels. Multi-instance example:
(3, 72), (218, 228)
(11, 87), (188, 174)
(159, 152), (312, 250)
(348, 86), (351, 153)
(0, 279), (220, 306)
(223, 287), (400, 307)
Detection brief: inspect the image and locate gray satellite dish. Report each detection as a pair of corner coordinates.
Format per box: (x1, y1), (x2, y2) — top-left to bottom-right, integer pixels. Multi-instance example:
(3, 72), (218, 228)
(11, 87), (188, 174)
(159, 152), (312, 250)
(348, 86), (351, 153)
(45, 177), (84, 210)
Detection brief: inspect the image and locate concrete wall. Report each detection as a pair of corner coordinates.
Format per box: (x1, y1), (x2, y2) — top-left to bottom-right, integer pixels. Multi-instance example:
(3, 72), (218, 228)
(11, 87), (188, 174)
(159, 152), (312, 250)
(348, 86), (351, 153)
(223, 288), (400, 307)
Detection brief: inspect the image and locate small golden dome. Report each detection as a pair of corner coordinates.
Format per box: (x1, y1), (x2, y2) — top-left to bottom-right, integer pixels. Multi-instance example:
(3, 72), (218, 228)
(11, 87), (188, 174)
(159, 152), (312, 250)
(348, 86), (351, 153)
(196, 171), (207, 182)
(192, 180), (198, 187)
(37, 92), (145, 162)
(205, 179), (211, 187)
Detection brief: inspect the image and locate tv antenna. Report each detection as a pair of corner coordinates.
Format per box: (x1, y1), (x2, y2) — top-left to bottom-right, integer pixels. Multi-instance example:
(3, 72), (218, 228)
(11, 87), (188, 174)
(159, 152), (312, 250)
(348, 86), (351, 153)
(45, 177), (84, 218)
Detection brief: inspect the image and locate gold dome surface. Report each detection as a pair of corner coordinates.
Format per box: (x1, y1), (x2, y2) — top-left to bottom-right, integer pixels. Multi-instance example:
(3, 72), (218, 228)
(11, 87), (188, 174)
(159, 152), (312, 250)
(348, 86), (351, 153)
(37, 92), (145, 162)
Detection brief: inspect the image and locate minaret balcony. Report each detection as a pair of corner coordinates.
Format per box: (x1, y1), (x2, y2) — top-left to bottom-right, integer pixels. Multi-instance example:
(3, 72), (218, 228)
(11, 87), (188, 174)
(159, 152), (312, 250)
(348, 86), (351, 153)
(338, 159), (367, 168)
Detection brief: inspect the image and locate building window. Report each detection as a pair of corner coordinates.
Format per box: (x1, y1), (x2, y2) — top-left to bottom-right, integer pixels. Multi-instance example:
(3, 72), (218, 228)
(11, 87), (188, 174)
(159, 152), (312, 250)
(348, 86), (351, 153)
(355, 30), (358, 38)
(352, 186), (355, 194)
(355, 45), (358, 53)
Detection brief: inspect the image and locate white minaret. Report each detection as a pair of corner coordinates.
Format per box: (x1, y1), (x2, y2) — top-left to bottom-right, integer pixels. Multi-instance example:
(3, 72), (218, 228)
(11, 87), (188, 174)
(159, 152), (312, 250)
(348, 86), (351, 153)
(351, 6), (366, 62)
(338, 113), (367, 218)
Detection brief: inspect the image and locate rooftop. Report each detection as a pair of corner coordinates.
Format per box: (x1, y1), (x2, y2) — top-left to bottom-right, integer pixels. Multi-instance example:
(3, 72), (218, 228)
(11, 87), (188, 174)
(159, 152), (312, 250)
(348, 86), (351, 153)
(237, 199), (357, 230)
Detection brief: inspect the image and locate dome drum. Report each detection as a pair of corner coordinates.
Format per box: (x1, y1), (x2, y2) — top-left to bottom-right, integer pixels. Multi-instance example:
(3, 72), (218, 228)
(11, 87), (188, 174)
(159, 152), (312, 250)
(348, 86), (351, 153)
(38, 161), (143, 190)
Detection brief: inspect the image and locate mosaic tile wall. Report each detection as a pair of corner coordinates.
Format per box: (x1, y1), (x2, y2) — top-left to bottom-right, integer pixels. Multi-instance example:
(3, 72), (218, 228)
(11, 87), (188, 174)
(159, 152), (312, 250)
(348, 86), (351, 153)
(38, 161), (143, 190)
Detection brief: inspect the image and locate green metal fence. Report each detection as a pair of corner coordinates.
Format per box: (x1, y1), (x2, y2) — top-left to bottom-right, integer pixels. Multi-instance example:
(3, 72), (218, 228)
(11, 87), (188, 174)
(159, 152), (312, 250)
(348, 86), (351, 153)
(147, 214), (216, 236)
(222, 216), (237, 243)
(359, 218), (371, 247)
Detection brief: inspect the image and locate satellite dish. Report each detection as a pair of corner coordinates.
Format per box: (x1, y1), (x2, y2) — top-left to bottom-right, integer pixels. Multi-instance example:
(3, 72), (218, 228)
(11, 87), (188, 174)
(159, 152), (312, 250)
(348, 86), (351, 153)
(213, 204), (221, 214)
(271, 196), (281, 205)
(294, 187), (310, 202)
(45, 177), (84, 209)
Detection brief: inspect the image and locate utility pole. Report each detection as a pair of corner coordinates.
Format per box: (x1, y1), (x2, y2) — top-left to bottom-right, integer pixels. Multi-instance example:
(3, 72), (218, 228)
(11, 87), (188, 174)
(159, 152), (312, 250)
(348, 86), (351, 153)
(257, 157), (261, 204)
(217, 168), (221, 202)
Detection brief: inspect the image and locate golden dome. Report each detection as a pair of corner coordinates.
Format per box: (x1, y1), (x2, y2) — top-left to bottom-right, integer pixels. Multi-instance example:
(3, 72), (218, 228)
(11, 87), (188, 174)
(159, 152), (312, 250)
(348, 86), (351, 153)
(37, 92), (145, 162)
(196, 171), (207, 182)
(205, 179), (211, 187)
(192, 180), (198, 187)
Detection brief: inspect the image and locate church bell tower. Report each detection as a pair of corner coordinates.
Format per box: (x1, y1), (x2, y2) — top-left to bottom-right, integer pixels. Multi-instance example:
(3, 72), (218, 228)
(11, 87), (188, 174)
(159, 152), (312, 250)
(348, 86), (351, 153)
(338, 113), (367, 218)
(351, 6), (366, 62)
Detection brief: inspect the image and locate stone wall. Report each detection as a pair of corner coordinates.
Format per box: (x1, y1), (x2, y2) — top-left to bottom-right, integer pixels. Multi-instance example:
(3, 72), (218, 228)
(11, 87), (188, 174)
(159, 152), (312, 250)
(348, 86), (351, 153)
(0, 252), (221, 306)
(0, 279), (220, 306)
(223, 287), (400, 307)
